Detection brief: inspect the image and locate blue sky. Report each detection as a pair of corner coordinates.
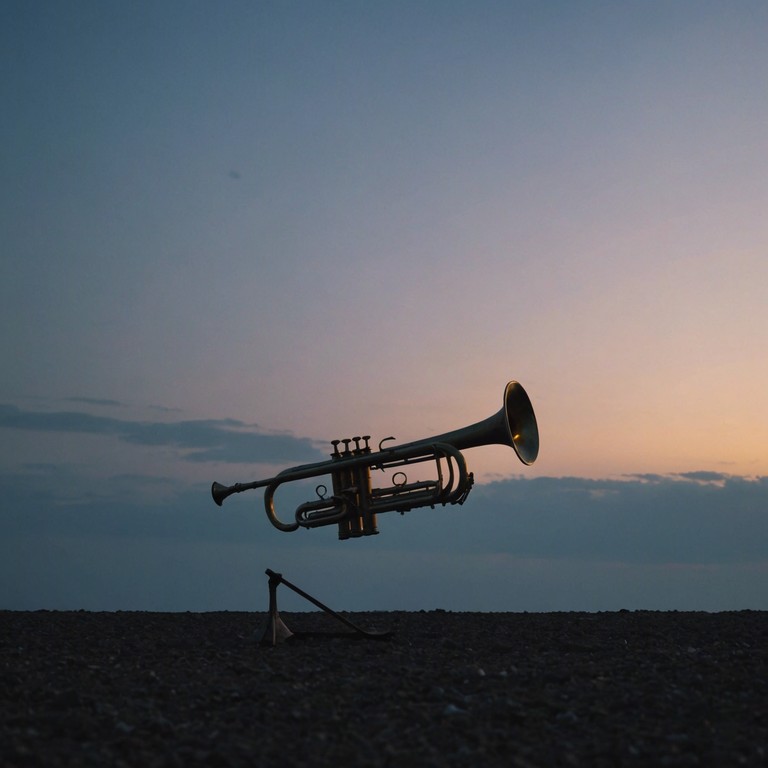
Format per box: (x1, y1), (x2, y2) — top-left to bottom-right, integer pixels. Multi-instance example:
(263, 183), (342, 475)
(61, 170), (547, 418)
(2, 1), (767, 611)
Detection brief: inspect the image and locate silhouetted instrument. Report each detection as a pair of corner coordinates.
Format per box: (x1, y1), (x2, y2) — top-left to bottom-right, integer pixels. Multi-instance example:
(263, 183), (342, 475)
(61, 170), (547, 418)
(211, 380), (538, 539)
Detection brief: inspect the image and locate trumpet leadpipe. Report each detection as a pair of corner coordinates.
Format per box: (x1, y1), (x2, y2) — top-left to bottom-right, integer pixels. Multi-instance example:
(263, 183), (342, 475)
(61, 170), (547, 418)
(211, 479), (271, 506)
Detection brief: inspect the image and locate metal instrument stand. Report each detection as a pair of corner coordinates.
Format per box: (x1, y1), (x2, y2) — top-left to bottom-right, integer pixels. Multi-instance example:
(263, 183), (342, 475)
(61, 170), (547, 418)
(258, 568), (393, 646)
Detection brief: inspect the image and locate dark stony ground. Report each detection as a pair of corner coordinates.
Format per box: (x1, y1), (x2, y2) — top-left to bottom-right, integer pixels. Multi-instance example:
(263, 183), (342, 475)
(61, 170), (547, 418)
(2, 609), (767, 766)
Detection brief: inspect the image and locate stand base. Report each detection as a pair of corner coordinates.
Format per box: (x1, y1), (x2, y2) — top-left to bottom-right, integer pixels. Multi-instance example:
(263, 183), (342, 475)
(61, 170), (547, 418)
(258, 612), (294, 646)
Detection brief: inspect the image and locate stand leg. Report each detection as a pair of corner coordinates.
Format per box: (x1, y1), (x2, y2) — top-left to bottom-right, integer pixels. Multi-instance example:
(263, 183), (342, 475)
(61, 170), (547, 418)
(257, 570), (295, 646)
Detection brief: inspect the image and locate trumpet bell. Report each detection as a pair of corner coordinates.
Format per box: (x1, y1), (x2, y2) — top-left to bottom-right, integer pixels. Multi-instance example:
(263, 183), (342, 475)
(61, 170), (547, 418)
(502, 380), (539, 465)
(415, 380), (539, 466)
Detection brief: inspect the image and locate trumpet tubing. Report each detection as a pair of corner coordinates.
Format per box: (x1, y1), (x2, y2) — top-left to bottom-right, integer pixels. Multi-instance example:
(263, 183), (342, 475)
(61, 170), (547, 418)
(210, 380), (538, 539)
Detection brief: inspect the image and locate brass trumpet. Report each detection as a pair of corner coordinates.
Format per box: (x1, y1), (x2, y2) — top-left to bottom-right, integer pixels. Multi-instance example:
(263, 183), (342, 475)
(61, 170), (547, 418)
(211, 380), (538, 540)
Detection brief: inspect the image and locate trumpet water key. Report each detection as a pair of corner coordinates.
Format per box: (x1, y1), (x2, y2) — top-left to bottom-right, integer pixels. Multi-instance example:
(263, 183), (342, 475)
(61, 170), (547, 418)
(211, 380), (539, 540)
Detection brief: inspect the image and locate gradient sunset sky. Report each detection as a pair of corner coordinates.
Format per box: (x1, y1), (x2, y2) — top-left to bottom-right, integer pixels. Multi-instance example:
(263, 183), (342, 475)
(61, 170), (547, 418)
(2, 1), (767, 612)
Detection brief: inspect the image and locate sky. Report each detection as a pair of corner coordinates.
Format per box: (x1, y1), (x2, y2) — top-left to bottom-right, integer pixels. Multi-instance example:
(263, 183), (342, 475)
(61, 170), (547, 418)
(2, 0), (767, 613)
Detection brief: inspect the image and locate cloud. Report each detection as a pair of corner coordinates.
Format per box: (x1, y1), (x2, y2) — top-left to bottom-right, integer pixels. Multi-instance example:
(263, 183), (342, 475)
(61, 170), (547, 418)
(63, 397), (124, 407)
(625, 471), (732, 485)
(0, 403), (324, 464)
(0, 466), (766, 611)
(456, 473), (768, 565)
(2, 459), (766, 566)
(2, 469), (767, 612)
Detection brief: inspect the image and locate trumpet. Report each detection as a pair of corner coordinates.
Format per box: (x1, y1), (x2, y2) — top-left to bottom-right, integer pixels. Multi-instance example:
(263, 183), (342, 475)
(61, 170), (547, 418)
(211, 380), (538, 540)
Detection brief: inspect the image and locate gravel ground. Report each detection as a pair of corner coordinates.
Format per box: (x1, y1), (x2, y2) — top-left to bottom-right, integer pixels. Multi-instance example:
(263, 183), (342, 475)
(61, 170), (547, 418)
(2, 609), (766, 766)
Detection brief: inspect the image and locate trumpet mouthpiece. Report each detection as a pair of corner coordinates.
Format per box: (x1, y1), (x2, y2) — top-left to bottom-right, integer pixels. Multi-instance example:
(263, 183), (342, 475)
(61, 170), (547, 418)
(211, 481), (227, 506)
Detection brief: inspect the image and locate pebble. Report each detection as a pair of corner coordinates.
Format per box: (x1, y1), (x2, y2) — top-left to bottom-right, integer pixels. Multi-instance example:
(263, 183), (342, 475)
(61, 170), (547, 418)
(2, 609), (767, 766)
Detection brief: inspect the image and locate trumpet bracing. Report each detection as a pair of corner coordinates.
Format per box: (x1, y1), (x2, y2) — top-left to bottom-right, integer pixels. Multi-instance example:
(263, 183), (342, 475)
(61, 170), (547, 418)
(211, 381), (538, 540)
